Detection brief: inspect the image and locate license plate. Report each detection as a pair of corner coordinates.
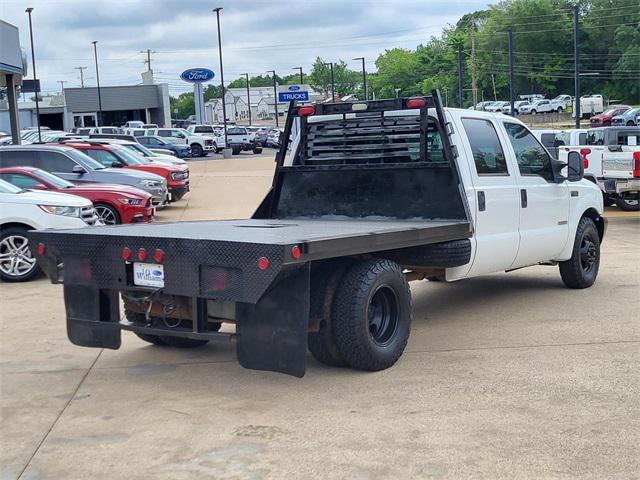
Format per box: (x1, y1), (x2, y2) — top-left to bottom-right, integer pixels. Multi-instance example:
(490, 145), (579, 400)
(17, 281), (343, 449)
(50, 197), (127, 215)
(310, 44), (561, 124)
(133, 263), (164, 288)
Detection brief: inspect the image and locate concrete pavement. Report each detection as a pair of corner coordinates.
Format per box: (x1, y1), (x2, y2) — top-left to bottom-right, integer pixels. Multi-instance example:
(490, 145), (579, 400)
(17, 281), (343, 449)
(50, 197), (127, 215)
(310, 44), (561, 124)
(1, 152), (639, 479)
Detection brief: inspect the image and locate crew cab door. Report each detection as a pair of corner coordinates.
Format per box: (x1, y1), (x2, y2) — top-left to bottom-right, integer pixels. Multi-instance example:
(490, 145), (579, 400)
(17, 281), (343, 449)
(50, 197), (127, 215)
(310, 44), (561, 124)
(501, 122), (570, 267)
(457, 117), (521, 276)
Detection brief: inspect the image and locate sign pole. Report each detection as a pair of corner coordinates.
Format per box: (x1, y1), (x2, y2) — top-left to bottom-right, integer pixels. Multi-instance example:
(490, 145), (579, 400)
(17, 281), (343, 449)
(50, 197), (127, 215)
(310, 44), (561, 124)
(213, 7), (227, 146)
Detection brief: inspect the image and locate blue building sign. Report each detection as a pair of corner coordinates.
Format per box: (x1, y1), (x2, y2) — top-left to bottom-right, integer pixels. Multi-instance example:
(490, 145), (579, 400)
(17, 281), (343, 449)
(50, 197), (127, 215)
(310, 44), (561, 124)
(278, 85), (309, 102)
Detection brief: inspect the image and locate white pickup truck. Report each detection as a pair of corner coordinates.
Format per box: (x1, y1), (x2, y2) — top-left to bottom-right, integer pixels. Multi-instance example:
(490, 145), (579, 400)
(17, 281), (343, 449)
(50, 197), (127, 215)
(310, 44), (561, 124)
(558, 127), (640, 211)
(519, 99), (566, 114)
(145, 128), (221, 157)
(30, 93), (606, 377)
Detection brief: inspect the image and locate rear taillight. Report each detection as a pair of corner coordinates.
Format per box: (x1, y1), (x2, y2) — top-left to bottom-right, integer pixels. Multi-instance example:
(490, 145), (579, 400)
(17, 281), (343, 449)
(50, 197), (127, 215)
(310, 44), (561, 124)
(580, 148), (591, 169)
(137, 248), (147, 261)
(153, 249), (164, 263)
(122, 247), (131, 261)
(37, 243), (46, 255)
(633, 151), (640, 178)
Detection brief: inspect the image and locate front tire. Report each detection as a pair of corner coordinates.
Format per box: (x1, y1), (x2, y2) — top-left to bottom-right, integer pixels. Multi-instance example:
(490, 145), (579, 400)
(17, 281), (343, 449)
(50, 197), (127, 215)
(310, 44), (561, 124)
(190, 143), (203, 157)
(531, 109), (537, 115)
(332, 259), (412, 371)
(616, 192), (639, 211)
(94, 203), (121, 225)
(559, 217), (600, 289)
(627, 120), (635, 126)
(0, 227), (39, 282)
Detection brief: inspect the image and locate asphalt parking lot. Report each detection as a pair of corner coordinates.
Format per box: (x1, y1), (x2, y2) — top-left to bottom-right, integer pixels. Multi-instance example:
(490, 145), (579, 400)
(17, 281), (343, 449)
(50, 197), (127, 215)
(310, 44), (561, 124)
(1, 153), (639, 480)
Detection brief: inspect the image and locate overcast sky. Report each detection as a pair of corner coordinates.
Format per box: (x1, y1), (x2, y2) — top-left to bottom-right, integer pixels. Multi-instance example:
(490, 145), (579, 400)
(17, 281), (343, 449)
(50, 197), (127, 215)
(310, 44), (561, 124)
(2, 0), (492, 96)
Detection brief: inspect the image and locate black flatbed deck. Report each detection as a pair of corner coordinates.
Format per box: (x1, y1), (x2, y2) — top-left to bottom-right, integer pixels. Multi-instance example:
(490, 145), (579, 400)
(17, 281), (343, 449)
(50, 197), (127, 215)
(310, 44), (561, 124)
(55, 218), (472, 260)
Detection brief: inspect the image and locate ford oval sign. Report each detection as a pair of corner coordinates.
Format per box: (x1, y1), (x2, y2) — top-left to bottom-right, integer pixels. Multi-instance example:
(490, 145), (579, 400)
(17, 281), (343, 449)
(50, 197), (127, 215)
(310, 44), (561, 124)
(288, 85), (301, 91)
(180, 68), (215, 83)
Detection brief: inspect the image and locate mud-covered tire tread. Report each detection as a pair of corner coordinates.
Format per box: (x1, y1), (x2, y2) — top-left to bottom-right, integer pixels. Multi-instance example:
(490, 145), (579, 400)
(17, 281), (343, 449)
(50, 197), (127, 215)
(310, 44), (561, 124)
(559, 217), (600, 289)
(332, 259), (412, 371)
(307, 261), (351, 367)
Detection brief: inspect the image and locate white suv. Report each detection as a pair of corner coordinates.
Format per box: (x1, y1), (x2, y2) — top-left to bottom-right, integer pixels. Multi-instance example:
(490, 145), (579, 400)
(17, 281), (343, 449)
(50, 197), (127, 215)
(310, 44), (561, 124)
(146, 128), (223, 157)
(0, 179), (99, 282)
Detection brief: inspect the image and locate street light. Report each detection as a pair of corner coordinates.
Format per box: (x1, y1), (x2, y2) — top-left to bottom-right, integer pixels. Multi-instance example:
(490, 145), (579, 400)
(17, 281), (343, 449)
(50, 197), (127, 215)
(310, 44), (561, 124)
(322, 62), (335, 102)
(266, 70), (279, 127)
(91, 41), (103, 127)
(213, 7), (228, 146)
(352, 57), (367, 100)
(25, 7), (41, 142)
(292, 66), (304, 85)
(241, 73), (251, 126)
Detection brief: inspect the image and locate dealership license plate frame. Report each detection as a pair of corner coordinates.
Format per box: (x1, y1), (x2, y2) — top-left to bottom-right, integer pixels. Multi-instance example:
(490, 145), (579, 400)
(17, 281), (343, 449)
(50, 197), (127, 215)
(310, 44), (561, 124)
(133, 262), (165, 288)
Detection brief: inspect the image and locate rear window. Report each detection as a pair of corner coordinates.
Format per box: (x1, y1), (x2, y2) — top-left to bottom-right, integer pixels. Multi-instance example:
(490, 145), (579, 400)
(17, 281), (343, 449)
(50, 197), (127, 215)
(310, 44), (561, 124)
(194, 126), (213, 133)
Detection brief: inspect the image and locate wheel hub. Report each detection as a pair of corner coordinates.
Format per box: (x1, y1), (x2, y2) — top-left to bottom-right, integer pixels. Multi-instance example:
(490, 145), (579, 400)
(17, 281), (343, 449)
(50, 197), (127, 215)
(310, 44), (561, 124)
(0, 235), (36, 277)
(579, 233), (597, 273)
(367, 286), (399, 346)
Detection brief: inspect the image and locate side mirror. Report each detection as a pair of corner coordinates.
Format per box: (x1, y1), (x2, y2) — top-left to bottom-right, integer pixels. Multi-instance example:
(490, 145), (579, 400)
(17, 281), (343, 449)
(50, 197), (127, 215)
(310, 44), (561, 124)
(72, 165), (86, 175)
(111, 161), (123, 168)
(567, 151), (584, 182)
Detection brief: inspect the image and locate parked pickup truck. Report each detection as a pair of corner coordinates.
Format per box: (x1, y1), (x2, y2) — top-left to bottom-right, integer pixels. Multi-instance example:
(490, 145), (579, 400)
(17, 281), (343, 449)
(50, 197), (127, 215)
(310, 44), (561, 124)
(226, 126), (263, 155)
(558, 126), (640, 211)
(30, 92), (605, 377)
(145, 128), (219, 157)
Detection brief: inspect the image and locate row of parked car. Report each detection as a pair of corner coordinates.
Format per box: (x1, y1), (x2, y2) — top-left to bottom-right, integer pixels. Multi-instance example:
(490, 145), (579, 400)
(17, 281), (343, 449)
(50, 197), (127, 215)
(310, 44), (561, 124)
(0, 139), (193, 282)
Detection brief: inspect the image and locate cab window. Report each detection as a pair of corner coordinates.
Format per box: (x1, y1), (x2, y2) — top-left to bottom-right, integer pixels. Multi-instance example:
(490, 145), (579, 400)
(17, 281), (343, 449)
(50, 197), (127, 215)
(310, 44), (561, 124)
(39, 151), (76, 173)
(503, 122), (553, 181)
(0, 150), (40, 168)
(84, 149), (121, 167)
(461, 118), (508, 175)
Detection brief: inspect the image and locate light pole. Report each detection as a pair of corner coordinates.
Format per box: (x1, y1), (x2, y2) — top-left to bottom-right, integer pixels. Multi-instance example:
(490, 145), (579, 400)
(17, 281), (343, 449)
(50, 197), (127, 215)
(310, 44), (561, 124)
(292, 66), (304, 85)
(92, 41), (103, 127)
(352, 57), (367, 100)
(213, 7), (228, 145)
(25, 7), (41, 142)
(323, 62), (335, 102)
(242, 73), (251, 126)
(266, 70), (279, 127)
(573, 4), (581, 129)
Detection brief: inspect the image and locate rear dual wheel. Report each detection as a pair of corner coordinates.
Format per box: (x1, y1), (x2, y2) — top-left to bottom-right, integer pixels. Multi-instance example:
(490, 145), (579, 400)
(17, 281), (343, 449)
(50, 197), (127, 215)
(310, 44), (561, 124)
(616, 192), (639, 212)
(309, 259), (412, 371)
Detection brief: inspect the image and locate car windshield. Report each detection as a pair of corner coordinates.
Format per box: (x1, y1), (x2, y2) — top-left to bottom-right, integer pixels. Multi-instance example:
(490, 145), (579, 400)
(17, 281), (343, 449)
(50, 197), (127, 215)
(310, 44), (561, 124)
(602, 109), (619, 116)
(33, 169), (75, 188)
(65, 147), (107, 170)
(0, 178), (23, 193)
(123, 143), (153, 157)
(113, 146), (146, 165)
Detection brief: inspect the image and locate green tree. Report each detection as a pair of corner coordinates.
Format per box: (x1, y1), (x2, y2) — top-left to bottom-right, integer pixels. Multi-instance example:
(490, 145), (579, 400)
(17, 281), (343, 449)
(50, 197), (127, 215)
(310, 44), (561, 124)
(308, 57), (362, 98)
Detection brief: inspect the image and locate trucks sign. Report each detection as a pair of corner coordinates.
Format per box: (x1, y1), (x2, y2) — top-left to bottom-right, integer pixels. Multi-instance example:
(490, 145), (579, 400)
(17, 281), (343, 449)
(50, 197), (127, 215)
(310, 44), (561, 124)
(278, 85), (309, 102)
(180, 68), (215, 83)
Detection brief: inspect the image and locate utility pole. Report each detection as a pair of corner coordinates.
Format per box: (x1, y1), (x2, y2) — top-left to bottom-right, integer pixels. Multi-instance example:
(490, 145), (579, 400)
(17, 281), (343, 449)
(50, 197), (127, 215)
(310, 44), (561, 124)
(323, 62), (335, 102)
(75, 66), (87, 87)
(573, 4), (581, 129)
(57, 80), (66, 94)
(508, 29), (515, 116)
(140, 49), (155, 72)
(470, 29), (478, 108)
(491, 74), (497, 101)
(92, 41), (103, 127)
(266, 70), (279, 127)
(292, 66), (304, 85)
(25, 7), (41, 142)
(352, 57), (367, 100)
(213, 8), (227, 145)
(457, 43), (464, 108)
(242, 73), (251, 126)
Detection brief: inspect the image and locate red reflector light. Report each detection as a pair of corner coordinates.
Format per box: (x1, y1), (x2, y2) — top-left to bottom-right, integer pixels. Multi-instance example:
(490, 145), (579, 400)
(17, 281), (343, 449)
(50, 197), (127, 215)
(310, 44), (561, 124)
(291, 245), (302, 259)
(257, 257), (270, 270)
(633, 151), (640, 178)
(122, 247), (131, 261)
(298, 106), (315, 117)
(37, 242), (45, 255)
(153, 249), (164, 263)
(406, 98), (426, 109)
(137, 248), (147, 261)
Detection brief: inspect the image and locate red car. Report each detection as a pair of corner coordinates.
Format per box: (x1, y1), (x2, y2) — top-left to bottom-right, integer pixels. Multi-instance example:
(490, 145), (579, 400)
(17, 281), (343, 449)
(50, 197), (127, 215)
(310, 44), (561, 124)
(62, 142), (190, 202)
(0, 167), (154, 225)
(590, 105), (630, 127)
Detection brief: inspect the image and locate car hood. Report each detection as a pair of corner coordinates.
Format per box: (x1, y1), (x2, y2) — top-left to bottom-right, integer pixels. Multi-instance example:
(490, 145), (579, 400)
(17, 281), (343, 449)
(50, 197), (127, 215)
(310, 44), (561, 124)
(591, 114), (611, 121)
(65, 183), (152, 198)
(0, 189), (92, 207)
(100, 168), (165, 181)
(147, 155), (186, 166)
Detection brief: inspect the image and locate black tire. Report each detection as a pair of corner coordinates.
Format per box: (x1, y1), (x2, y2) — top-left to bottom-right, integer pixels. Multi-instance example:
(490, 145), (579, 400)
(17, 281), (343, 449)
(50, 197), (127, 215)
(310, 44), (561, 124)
(557, 107), (564, 113)
(94, 203), (121, 225)
(616, 192), (639, 211)
(135, 332), (169, 346)
(0, 226), (39, 282)
(627, 121), (635, 126)
(307, 261), (351, 367)
(190, 143), (203, 157)
(531, 109), (537, 115)
(382, 239), (471, 268)
(332, 259), (412, 371)
(252, 146), (263, 154)
(559, 217), (600, 289)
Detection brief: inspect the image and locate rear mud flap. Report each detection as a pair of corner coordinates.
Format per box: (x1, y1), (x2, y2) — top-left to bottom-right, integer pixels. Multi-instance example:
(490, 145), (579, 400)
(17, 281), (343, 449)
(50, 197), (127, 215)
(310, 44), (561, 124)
(64, 285), (121, 349)
(236, 264), (310, 377)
